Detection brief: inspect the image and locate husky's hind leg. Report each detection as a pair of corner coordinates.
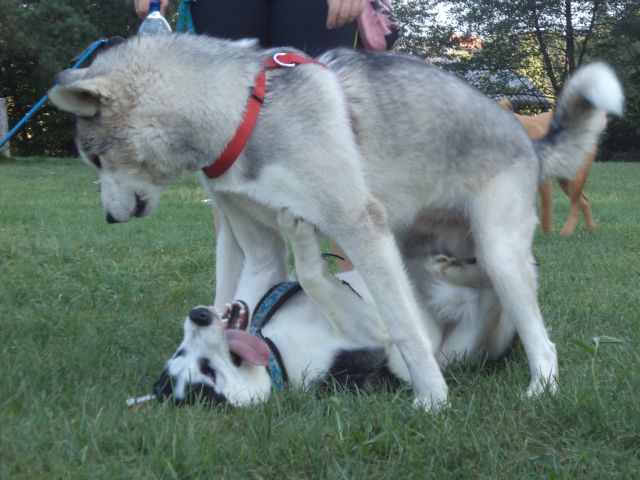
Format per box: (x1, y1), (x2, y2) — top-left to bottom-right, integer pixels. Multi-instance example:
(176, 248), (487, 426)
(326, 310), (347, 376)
(471, 169), (558, 397)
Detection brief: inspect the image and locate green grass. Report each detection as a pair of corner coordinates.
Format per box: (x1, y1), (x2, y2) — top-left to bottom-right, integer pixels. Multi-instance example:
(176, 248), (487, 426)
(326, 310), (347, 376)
(1, 157), (639, 479)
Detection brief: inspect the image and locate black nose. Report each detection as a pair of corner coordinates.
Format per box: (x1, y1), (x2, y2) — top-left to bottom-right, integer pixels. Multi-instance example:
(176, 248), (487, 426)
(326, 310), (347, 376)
(106, 212), (120, 224)
(189, 307), (213, 326)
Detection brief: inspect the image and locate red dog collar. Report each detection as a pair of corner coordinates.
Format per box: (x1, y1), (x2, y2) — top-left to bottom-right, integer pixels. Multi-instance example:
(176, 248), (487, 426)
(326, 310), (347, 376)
(202, 53), (323, 179)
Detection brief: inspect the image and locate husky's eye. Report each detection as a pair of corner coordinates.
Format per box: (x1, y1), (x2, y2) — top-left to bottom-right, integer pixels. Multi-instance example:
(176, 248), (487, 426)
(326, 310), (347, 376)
(89, 155), (101, 169)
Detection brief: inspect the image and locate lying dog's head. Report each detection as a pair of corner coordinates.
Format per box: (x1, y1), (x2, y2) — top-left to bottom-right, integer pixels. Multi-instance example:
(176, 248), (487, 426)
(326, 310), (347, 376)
(154, 302), (273, 407)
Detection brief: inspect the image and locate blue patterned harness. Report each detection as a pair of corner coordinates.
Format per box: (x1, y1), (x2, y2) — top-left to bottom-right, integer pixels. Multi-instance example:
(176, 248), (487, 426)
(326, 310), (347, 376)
(249, 281), (302, 391)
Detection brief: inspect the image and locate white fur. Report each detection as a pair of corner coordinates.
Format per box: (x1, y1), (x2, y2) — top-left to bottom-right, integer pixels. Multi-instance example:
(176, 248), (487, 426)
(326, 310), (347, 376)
(158, 211), (516, 406)
(47, 36), (622, 409)
(571, 62), (624, 116)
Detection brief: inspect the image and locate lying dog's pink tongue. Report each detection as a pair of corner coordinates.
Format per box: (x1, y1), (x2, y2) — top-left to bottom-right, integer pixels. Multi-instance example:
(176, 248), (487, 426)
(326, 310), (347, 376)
(225, 329), (271, 366)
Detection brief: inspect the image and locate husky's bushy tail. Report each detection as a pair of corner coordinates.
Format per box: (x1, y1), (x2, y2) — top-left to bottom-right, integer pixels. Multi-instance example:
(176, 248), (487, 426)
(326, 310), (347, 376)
(537, 62), (624, 180)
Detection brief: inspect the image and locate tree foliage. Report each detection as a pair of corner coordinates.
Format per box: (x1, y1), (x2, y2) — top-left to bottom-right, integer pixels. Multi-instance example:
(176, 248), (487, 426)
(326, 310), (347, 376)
(394, 0), (639, 159)
(1, 1), (637, 158)
(0, 0), (139, 156)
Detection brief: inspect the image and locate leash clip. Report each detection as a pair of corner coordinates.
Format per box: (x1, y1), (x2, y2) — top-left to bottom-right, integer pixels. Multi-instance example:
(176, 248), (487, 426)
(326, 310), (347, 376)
(272, 53), (296, 68)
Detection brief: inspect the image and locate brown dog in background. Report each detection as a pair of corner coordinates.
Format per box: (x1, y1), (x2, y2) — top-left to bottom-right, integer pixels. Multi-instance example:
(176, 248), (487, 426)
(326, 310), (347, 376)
(499, 100), (598, 235)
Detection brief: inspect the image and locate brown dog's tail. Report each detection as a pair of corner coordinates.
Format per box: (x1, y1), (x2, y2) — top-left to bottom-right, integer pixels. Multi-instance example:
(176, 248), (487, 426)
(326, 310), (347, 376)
(535, 62), (623, 180)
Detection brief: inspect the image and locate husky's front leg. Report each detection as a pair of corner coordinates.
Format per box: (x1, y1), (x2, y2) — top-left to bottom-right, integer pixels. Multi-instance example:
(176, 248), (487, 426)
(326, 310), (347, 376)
(212, 205), (244, 310)
(318, 199), (448, 410)
(217, 199), (289, 310)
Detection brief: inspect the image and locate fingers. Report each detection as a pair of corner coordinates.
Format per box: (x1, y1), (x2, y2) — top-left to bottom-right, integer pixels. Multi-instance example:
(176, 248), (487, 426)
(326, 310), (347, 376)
(134, 0), (151, 20)
(160, 0), (170, 16)
(134, 0), (170, 20)
(326, 0), (367, 29)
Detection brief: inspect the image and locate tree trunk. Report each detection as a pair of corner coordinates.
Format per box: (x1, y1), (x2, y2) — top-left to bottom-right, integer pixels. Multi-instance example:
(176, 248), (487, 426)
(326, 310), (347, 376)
(0, 98), (10, 157)
(565, 0), (576, 76)
(530, 1), (562, 96)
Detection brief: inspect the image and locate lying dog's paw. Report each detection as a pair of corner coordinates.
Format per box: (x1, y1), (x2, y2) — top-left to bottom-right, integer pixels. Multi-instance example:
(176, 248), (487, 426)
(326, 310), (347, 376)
(424, 254), (462, 277)
(425, 254), (492, 289)
(277, 209), (315, 239)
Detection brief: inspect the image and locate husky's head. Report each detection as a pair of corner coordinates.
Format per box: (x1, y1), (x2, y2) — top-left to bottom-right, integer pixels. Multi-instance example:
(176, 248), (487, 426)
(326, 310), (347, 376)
(48, 64), (190, 223)
(154, 302), (273, 407)
(48, 35), (259, 223)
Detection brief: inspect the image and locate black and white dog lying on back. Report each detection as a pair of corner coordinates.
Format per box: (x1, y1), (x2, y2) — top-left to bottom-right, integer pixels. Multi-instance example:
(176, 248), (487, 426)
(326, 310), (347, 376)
(153, 211), (518, 406)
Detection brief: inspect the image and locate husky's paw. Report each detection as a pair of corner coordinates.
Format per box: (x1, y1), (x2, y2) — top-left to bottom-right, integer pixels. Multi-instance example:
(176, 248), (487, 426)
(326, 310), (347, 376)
(526, 376), (558, 398)
(525, 361), (559, 398)
(412, 392), (449, 413)
(277, 209), (315, 240)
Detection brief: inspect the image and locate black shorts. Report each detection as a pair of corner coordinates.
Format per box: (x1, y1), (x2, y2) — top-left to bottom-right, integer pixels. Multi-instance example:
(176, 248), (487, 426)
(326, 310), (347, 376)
(190, 0), (357, 56)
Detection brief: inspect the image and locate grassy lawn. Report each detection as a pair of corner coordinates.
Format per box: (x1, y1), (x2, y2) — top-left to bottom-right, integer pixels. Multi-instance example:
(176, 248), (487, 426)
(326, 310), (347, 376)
(1, 157), (639, 479)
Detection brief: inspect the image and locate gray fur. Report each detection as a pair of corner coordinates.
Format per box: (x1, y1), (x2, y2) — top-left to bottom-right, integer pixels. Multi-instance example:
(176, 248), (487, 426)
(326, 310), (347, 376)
(154, 211), (516, 407)
(48, 34), (623, 410)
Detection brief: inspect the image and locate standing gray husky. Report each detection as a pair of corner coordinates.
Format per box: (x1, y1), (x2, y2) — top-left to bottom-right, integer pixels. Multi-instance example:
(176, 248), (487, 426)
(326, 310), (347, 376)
(49, 34), (622, 410)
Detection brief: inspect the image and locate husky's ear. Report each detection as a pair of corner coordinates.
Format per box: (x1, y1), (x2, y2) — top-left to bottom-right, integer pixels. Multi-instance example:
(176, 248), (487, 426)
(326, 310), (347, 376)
(54, 67), (89, 85)
(48, 74), (114, 118)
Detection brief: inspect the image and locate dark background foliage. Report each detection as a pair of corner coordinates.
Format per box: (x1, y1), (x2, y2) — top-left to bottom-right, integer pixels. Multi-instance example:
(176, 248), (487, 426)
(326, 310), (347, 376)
(394, 0), (639, 160)
(0, 0), (139, 156)
(1, 0), (638, 159)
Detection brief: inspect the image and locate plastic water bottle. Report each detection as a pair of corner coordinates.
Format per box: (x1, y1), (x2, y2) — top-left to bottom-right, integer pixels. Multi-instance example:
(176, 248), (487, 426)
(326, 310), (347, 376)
(138, 1), (171, 35)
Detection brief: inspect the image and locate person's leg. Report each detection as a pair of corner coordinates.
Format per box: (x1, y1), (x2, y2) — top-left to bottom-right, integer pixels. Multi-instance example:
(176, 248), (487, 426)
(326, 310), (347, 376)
(270, 0), (357, 55)
(190, 0), (271, 46)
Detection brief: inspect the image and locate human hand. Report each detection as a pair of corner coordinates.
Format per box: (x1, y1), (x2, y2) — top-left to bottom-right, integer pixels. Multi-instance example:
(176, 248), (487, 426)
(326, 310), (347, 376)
(326, 0), (368, 29)
(134, 0), (170, 19)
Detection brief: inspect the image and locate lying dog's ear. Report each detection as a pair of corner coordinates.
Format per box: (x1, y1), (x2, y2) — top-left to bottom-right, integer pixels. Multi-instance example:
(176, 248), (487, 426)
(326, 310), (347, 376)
(48, 75), (114, 117)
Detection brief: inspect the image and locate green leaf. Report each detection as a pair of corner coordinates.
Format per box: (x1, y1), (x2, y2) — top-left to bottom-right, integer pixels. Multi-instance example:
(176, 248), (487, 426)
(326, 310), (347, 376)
(570, 338), (596, 356)
(593, 336), (624, 347)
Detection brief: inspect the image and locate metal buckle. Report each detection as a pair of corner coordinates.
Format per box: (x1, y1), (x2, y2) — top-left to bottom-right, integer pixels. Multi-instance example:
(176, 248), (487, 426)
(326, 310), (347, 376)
(273, 53), (296, 68)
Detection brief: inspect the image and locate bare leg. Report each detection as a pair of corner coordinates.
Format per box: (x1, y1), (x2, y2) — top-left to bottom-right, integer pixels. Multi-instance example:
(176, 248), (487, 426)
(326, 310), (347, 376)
(330, 242), (354, 272)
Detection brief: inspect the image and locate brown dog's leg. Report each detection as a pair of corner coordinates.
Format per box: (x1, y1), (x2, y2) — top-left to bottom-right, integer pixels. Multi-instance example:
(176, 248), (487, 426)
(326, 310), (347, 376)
(539, 180), (554, 234)
(558, 151), (596, 235)
(560, 191), (595, 235)
(580, 192), (596, 233)
(559, 185), (581, 235)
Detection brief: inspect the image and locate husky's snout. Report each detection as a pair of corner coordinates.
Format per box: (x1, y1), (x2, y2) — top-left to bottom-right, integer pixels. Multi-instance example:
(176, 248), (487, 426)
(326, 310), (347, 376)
(105, 193), (148, 223)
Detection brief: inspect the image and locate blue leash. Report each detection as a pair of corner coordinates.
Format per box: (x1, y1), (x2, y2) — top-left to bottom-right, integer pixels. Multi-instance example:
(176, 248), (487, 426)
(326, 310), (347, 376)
(2, 2), (195, 151)
(176, 0), (196, 33)
(0, 38), (110, 150)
